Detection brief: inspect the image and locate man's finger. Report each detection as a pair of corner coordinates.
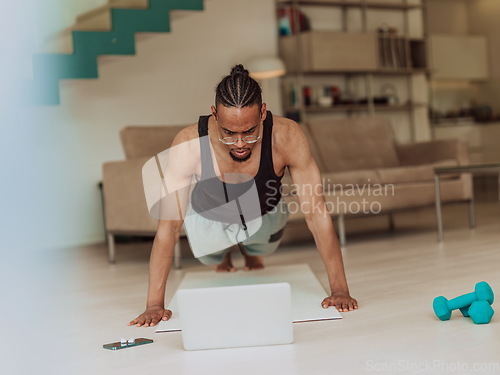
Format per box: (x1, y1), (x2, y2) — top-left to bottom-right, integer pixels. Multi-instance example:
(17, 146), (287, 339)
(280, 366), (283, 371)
(136, 318), (145, 327)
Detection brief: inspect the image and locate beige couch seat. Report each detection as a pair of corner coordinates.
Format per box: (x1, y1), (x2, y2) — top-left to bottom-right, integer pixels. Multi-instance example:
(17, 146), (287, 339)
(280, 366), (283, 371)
(321, 169), (381, 191)
(319, 159), (459, 193)
(102, 125), (188, 265)
(375, 159), (458, 185)
(282, 117), (472, 245)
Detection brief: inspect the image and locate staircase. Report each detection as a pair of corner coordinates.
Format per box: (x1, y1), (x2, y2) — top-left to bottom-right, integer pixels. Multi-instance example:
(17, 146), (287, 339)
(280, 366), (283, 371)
(27, 0), (204, 106)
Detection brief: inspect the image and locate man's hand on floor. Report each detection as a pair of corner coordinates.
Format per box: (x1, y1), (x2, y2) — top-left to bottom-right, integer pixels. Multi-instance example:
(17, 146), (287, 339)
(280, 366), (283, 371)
(128, 306), (172, 327)
(322, 291), (358, 312)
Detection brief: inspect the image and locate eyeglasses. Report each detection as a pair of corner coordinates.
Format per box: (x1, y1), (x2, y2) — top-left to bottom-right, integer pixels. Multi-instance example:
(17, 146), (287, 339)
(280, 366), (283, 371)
(218, 135), (261, 145)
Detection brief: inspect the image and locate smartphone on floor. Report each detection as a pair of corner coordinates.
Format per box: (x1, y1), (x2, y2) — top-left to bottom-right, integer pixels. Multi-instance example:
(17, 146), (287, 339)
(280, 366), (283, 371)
(103, 338), (153, 350)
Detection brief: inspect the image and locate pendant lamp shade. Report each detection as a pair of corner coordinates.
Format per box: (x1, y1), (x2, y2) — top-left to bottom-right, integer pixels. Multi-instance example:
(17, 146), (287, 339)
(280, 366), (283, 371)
(246, 56), (286, 80)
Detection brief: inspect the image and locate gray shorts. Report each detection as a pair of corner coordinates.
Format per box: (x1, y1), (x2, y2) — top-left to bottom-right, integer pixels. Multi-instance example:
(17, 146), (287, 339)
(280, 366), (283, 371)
(197, 199), (289, 265)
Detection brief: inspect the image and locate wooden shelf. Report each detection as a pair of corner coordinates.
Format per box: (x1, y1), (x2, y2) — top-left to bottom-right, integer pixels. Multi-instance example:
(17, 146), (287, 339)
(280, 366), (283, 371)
(277, 0), (422, 11)
(279, 34), (425, 41)
(307, 105), (370, 113)
(286, 103), (426, 113)
(377, 68), (429, 75)
(374, 103), (426, 111)
(277, 0), (428, 142)
(408, 37), (425, 42)
(284, 68), (429, 76)
(280, 32), (428, 73)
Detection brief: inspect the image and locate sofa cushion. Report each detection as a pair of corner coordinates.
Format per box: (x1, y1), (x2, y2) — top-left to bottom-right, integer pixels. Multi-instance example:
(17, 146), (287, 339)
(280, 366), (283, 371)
(376, 159), (459, 184)
(285, 177), (471, 218)
(396, 139), (469, 166)
(120, 125), (188, 159)
(321, 169), (381, 192)
(281, 169), (381, 195)
(306, 117), (400, 173)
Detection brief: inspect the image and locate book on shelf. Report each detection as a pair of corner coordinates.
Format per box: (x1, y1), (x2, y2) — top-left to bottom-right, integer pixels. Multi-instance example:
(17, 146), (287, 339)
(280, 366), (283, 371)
(378, 34), (409, 69)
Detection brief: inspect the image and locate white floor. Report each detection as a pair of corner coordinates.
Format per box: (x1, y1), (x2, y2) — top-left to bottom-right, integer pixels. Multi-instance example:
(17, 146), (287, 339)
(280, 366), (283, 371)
(10, 201), (500, 374)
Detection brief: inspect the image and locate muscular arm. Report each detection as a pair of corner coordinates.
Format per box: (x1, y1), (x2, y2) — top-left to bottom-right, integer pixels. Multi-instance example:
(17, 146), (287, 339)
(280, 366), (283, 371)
(284, 121), (358, 312)
(129, 126), (198, 326)
(144, 218), (183, 307)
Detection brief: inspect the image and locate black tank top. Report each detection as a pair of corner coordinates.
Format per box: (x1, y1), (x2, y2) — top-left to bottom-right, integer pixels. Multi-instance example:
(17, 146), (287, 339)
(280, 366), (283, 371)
(190, 110), (283, 224)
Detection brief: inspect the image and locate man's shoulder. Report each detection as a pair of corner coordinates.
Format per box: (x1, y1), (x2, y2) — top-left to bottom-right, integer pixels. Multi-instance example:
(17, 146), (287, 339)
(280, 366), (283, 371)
(272, 114), (298, 128)
(272, 114), (304, 145)
(172, 123), (199, 146)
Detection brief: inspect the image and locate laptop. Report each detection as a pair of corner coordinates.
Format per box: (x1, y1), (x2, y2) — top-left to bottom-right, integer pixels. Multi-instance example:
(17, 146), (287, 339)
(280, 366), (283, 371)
(177, 282), (294, 350)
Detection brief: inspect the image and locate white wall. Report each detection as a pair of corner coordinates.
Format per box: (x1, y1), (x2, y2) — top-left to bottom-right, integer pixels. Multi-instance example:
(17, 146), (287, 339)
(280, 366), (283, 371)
(36, 0), (108, 46)
(467, 0), (500, 114)
(427, 0), (500, 117)
(22, 0), (281, 250)
(427, 0), (469, 34)
(42, 0), (108, 33)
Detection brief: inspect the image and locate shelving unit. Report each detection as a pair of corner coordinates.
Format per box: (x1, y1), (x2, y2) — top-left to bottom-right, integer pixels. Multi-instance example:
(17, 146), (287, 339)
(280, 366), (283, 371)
(278, 1), (422, 11)
(285, 102), (426, 114)
(286, 69), (427, 75)
(276, 0), (429, 142)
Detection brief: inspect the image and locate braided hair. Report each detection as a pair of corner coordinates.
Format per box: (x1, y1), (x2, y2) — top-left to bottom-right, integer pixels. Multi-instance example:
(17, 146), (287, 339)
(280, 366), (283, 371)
(215, 64), (262, 108)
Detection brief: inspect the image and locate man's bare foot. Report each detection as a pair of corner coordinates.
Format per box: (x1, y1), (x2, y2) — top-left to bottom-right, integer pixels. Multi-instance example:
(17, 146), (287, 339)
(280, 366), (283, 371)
(243, 254), (264, 271)
(215, 250), (237, 272)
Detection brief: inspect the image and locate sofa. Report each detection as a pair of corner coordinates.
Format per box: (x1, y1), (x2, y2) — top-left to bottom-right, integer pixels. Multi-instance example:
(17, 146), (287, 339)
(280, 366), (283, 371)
(102, 125), (186, 266)
(101, 117), (472, 266)
(282, 117), (472, 244)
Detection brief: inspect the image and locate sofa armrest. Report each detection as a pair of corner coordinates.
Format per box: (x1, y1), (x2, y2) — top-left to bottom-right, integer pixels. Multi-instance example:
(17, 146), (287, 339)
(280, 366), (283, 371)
(395, 139), (470, 166)
(102, 157), (159, 234)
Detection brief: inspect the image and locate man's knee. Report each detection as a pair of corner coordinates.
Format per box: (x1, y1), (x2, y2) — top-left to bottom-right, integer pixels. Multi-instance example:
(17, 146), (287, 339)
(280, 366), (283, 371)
(196, 248), (229, 265)
(244, 240), (280, 257)
(269, 227), (285, 243)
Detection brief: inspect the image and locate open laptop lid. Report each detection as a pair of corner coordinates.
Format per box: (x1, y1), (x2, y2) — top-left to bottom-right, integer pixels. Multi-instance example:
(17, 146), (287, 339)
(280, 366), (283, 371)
(177, 283), (293, 350)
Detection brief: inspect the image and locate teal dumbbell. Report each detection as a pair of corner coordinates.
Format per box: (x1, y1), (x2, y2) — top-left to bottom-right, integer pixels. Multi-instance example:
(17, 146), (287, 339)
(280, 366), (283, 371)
(466, 300), (495, 324)
(433, 281), (494, 321)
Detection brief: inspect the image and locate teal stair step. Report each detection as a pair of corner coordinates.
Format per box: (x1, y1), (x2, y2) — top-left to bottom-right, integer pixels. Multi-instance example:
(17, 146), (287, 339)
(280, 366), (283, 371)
(112, 8), (171, 33)
(72, 30), (136, 55)
(33, 54), (98, 79)
(28, 0), (205, 105)
(151, 0), (204, 12)
(111, 0), (204, 33)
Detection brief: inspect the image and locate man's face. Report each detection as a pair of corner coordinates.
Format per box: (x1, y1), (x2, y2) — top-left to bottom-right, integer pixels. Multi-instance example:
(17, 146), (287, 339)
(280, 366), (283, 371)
(211, 103), (267, 163)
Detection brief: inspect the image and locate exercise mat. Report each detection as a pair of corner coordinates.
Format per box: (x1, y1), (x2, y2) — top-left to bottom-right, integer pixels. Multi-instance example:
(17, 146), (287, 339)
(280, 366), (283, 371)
(156, 263), (342, 332)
